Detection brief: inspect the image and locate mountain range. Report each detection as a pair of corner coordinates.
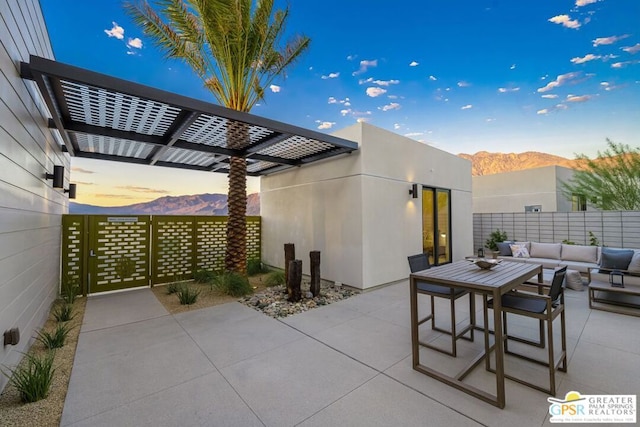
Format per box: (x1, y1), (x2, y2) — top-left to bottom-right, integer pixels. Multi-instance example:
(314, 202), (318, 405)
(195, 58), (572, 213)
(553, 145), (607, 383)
(71, 193), (261, 215)
(71, 151), (578, 215)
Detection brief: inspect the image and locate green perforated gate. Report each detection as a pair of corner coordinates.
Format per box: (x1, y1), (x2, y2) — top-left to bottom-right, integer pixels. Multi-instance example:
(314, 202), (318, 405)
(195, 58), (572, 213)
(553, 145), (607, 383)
(62, 215), (261, 294)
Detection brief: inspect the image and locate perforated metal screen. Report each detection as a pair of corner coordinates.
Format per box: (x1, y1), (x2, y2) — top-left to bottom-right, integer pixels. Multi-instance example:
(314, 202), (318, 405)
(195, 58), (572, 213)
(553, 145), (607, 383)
(22, 56), (358, 176)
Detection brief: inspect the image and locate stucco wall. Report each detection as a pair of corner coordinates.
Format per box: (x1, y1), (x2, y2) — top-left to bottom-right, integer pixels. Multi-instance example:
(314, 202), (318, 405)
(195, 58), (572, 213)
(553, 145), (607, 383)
(261, 122), (473, 290)
(0, 0), (67, 391)
(472, 166), (577, 213)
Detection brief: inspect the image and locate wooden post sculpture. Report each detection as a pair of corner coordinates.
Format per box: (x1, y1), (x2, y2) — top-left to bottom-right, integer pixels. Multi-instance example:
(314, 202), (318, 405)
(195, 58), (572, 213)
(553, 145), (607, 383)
(310, 251), (321, 297)
(287, 259), (302, 302)
(284, 243), (295, 287)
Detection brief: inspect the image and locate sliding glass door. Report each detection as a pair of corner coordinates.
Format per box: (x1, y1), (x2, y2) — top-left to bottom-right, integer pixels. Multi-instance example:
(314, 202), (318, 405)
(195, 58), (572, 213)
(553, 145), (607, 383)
(422, 187), (451, 265)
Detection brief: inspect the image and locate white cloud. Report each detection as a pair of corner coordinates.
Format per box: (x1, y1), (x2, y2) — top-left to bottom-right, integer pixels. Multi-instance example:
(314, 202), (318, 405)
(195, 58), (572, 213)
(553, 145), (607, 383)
(576, 0), (597, 6)
(394, 123), (401, 130)
(269, 85), (280, 93)
(622, 43), (640, 54)
(457, 81), (471, 87)
(541, 94), (559, 99)
(404, 132), (423, 138)
(328, 97), (337, 104)
(340, 109), (351, 116)
(461, 104), (473, 110)
(315, 121), (335, 130)
(346, 55), (355, 61)
(366, 87), (387, 97)
(571, 53), (601, 64)
(105, 22), (124, 39)
(127, 37), (142, 49)
(429, 75), (437, 81)
(360, 78), (399, 86)
(409, 61), (419, 67)
(356, 117), (369, 123)
(548, 14), (581, 29)
(321, 72), (340, 79)
(593, 35), (629, 47)
(611, 60), (640, 68)
(537, 72), (580, 92)
(498, 87), (520, 93)
(537, 109), (549, 115)
(380, 102), (401, 111)
(352, 59), (378, 75)
(486, 118), (496, 122)
(556, 104), (568, 110)
(510, 64), (516, 70)
(566, 94), (591, 102)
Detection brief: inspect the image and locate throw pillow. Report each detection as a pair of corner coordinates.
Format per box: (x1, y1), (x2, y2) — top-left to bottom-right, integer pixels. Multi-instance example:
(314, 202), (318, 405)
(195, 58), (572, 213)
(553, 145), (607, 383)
(497, 241), (514, 256)
(627, 250), (640, 274)
(599, 248), (634, 272)
(510, 244), (530, 258)
(564, 270), (584, 291)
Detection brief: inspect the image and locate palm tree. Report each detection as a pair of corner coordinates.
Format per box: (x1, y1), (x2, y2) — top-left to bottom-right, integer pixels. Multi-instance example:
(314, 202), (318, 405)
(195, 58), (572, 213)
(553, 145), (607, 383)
(125, 0), (310, 273)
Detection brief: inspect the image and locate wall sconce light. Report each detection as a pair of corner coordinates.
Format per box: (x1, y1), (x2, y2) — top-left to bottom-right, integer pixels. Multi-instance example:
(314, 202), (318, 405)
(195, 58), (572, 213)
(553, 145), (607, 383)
(409, 183), (418, 199)
(45, 165), (64, 188)
(65, 183), (77, 199)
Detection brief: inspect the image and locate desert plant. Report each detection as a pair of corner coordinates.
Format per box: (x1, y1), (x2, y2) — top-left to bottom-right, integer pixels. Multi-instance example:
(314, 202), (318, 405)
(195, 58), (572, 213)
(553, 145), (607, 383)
(176, 285), (201, 305)
(247, 259), (268, 276)
(1, 351), (55, 403)
(35, 323), (72, 349)
(193, 269), (216, 284)
(589, 231), (600, 246)
(61, 274), (80, 304)
(53, 303), (74, 322)
(166, 282), (180, 294)
(264, 270), (286, 287)
(485, 229), (508, 252)
(212, 272), (253, 297)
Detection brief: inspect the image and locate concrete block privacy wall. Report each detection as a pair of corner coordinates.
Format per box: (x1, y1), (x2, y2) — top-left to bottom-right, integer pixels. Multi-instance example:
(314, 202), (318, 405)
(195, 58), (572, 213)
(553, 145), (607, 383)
(0, 0), (68, 391)
(261, 122), (473, 290)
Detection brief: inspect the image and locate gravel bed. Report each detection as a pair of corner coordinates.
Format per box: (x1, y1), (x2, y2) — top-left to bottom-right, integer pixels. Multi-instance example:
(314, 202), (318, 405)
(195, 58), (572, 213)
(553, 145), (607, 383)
(240, 282), (358, 318)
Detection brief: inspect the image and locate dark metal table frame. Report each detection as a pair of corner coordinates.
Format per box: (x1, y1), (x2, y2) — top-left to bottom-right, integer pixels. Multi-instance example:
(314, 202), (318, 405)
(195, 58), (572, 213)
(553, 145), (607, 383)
(410, 260), (543, 408)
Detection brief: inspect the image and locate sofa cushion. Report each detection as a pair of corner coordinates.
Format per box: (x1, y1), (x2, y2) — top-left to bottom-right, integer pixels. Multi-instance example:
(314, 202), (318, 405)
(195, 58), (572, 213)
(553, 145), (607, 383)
(526, 258), (561, 269)
(599, 248), (634, 272)
(559, 260), (596, 274)
(510, 244), (530, 258)
(496, 241), (514, 256)
(514, 241), (530, 252)
(530, 242), (561, 259)
(627, 250), (640, 274)
(561, 244), (598, 263)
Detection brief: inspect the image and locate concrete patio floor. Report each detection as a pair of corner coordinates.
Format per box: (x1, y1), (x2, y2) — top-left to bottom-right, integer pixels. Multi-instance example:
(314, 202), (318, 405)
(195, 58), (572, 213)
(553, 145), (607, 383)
(60, 281), (640, 426)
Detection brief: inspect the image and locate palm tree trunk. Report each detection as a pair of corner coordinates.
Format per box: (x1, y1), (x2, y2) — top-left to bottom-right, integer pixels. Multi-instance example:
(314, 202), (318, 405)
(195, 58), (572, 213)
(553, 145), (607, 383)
(225, 124), (248, 274)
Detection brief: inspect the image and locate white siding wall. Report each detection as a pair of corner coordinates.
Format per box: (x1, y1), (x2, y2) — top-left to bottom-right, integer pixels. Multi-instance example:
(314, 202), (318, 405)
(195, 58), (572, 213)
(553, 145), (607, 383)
(261, 122), (473, 290)
(0, 0), (67, 391)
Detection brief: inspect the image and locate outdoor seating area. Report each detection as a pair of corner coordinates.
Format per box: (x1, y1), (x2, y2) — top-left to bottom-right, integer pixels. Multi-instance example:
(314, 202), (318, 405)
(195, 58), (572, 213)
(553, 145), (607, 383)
(58, 275), (640, 426)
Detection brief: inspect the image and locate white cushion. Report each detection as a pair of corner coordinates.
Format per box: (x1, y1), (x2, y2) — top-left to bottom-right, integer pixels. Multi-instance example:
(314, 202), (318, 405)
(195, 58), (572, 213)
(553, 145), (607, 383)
(561, 244), (598, 263)
(628, 250), (640, 273)
(565, 269), (584, 291)
(530, 242), (561, 259)
(510, 244), (530, 258)
(514, 241), (530, 252)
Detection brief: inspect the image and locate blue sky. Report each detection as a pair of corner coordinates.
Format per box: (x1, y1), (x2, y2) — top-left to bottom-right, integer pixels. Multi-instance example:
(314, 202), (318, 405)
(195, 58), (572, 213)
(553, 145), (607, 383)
(40, 0), (640, 205)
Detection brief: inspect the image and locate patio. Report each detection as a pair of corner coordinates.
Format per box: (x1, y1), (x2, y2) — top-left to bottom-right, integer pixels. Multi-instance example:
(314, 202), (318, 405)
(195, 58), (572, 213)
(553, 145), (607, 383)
(60, 280), (640, 426)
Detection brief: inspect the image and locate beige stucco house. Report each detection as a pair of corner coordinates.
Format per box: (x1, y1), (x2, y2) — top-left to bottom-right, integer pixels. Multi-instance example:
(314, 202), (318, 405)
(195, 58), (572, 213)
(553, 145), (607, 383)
(472, 165), (591, 213)
(261, 122), (473, 290)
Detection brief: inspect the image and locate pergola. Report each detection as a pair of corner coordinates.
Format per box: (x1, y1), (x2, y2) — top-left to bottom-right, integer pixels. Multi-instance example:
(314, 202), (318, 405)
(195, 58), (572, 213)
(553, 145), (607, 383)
(20, 55), (358, 176)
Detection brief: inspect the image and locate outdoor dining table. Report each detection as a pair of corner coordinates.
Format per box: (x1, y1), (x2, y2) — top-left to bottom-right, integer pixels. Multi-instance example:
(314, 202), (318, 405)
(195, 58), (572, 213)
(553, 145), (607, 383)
(410, 259), (543, 408)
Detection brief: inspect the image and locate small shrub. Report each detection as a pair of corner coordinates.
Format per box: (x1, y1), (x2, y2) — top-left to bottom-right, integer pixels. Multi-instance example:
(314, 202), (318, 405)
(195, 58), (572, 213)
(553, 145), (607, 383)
(35, 323), (72, 349)
(166, 282), (180, 294)
(247, 259), (267, 276)
(176, 285), (200, 305)
(193, 269), (216, 284)
(212, 272), (253, 297)
(1, 351), (55, 403)
(589, 231), (600, 246)
(562, 239), (576, 245)
(485, 229), (508, 252)
(53, 303), (74, 322)
(265, 271), (286, 287)
(61, 274), (80, 304)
